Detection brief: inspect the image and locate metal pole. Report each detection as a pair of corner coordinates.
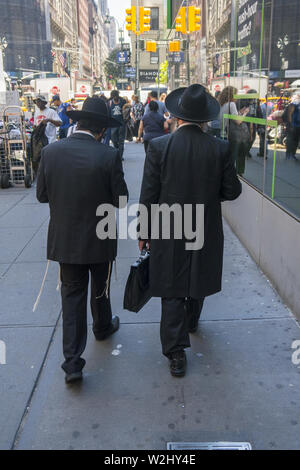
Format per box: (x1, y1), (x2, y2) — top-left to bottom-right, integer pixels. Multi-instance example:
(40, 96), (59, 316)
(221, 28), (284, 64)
(157, 31), (160, 95)
(187, 35), (190, 86)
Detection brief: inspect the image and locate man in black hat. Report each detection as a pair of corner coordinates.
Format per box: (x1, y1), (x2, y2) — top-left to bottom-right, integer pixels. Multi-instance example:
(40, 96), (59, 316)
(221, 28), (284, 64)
(138, 84), (242, 377)
(37, 97), (128, 384)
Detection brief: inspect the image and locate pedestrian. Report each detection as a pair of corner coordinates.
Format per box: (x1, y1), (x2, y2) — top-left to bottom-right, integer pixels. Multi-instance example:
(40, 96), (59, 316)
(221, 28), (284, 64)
(109, 90), (126, 160)
(257, 99), (274, 157)
(36, 97), (128, 384)
(33, 94), (62, 144)
(51, 95), (71, 139)
(286, 93), (300, 160)
(144, 90), (168, 117)
(245, 89), (263, 158)
(122, 97), (134, 142)
(138, 84), (242, 377)
(131, 96), (145, 142)
(138, 100), (169, 153)
(70, 98), (78, 110)
(160, 93), (167, 103)
(219, 86), (250, 175)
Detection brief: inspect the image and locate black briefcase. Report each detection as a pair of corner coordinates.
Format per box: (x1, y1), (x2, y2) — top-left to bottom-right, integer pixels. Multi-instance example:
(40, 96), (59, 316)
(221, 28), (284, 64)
(123, 250), (151, 313)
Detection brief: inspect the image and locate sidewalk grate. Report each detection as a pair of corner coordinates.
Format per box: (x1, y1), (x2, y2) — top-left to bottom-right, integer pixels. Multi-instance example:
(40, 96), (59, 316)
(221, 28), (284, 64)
(167, 442), (252, 450)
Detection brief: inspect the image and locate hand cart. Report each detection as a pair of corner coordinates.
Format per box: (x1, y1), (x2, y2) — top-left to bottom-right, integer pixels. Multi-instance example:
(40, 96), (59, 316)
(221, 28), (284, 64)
(1, 106), (33, 189)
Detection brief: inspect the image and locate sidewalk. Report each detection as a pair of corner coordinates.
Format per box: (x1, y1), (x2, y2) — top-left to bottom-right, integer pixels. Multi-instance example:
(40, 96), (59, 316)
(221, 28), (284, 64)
(0, 142), (300, 450)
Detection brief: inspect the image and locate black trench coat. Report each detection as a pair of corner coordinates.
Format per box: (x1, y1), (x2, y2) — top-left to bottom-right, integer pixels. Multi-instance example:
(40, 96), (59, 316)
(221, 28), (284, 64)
(139, 124), (242, 299)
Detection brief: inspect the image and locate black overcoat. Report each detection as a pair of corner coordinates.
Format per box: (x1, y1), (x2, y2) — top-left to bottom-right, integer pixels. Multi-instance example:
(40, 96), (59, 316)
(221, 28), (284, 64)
(139, 124), (242, 299)
(37, 133), (128, 264)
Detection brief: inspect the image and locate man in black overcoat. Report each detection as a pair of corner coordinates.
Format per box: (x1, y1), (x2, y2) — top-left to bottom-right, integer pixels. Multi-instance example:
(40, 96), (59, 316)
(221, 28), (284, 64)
(139, 84), (242, 377)
(37, 97), (128, 384)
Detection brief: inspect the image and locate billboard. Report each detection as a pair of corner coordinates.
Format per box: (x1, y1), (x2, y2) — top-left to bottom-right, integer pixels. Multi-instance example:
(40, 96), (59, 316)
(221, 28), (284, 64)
(231, 0), (300, 77)
(0, 0), (52, 74)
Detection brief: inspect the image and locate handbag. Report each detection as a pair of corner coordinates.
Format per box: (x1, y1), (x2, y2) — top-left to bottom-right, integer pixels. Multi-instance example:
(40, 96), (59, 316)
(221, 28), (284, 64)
(123, 250), (151, 313)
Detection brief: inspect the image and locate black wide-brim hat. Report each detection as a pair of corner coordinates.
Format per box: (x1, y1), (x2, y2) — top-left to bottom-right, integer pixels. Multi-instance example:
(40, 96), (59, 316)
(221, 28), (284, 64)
(165, 84), (220, 123)
(66, 97), (121, 128)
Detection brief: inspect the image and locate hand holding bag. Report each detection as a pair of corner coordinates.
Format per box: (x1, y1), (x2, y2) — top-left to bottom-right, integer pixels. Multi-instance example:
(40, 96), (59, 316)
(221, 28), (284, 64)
(123, 250), (152, 313)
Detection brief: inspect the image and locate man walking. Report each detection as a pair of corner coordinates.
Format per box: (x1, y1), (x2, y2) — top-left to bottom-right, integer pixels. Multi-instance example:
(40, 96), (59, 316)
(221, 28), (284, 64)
(286, 93), (300, 160)
(139, 84), (242, 377)
(34, 95), (62, 144)
(144, 90), (168, 117)
(51, 94), (71, 139)
(109, 90), (126, 160)
(37, 97), (128, 384)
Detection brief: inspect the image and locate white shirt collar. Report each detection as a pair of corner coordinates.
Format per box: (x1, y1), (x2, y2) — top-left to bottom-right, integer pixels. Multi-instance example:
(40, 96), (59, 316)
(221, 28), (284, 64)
(177, 122), (202, 130)
(74, 130), (96, 140)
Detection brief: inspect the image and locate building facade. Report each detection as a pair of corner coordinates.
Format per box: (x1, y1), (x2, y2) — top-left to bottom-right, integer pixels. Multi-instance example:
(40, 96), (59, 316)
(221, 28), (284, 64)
(0, 0), (52, 75)
(206, 0), (232, 81)
(49, 0), (79, 76)
(130, 0), (168, 88)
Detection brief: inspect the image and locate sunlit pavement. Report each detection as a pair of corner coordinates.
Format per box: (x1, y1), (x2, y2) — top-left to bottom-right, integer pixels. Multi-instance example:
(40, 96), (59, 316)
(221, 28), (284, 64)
(0, 142), (300, 450)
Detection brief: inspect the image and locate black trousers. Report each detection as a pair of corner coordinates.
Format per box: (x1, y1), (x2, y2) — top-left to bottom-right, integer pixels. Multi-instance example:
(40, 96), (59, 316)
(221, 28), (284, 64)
(160, 297), (205, 357)
(60, 262), (113, 374)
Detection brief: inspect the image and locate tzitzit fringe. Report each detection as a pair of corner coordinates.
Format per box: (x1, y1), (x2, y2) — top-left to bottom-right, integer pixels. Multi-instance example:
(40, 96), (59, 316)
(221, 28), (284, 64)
(96, 262), (112, 300)
(33, 260), (50, 312)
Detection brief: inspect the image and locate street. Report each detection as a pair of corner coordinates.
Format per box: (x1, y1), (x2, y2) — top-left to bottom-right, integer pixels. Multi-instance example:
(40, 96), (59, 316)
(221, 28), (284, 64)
(0, 142), (300, 450)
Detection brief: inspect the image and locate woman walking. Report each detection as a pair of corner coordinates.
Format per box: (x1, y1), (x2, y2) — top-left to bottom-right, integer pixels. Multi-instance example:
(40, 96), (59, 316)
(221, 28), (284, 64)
(218, 86), (250, 175)
(131, 96), (144, 142)
(138, 100), (169, 153)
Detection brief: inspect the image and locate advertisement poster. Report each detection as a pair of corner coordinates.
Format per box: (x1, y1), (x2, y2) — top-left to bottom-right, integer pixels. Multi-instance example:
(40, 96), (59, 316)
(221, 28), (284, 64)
(232, 0), (265, 74)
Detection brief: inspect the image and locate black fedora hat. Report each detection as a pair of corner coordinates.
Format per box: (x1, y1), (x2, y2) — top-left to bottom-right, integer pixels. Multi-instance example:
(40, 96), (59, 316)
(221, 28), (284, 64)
(66, 97), (121, 128)
(165, 84), (220, 123)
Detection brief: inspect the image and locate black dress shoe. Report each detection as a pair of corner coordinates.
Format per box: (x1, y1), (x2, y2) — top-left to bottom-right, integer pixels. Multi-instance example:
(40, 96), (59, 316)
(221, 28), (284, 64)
(95, 315), (120, 341)
(65, 371), (83, 384)
(168, 350), (187, 377)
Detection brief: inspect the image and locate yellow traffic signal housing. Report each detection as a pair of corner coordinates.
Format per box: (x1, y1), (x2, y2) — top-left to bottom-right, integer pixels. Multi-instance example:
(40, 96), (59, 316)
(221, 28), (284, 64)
(140, 7), (151, 34)
(188, 6), (201, 33)
(175, 7), (187, 34)
(126, 6), (136, 33)
(169, 40), (180, 53)
(146, 41), (157, 53)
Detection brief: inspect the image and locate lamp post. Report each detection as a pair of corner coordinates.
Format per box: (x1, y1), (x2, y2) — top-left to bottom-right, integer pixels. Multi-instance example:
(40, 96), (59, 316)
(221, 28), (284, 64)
(0, 36), (8, 92)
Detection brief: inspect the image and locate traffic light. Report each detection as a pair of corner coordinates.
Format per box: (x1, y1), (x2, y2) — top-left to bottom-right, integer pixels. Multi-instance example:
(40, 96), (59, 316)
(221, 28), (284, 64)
(126, 6), (136, 33)
(175, 7), (187, 34)
(188, 6), (201, 33)
(140, 7), (151, 34)
(146, 41), (157, 53)
(169, 40), (180, 53)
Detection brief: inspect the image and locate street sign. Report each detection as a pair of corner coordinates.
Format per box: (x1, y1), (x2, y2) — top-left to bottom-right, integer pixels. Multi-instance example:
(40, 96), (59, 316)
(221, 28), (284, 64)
(169, 52), (185, 64)
(139, 69), (158, 82)
(117, 51), (129, 64)
(118, 79), (128, 83)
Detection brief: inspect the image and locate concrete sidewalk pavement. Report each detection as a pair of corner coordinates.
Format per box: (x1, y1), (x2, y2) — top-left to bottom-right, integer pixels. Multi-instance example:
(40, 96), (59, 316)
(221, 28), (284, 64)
(0, 142), (300, 450)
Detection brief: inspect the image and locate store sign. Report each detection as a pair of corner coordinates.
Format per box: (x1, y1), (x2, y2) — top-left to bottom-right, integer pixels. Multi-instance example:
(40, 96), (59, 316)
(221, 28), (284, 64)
(285, 70), (300, 78)
(139, 70), (158, 82)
